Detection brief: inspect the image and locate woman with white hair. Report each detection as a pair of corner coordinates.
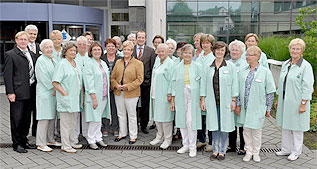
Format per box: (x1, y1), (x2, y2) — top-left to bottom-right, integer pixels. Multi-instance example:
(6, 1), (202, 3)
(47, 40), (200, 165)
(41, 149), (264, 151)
(227, 39), (248, 155)
(149, 44), (174, 149)
(274, 38), (314, 161)
(127, 33), (136, 46)
(112, 36), (124, 57)
(166, 38), (177, 61)
(35, 39), (62, 152)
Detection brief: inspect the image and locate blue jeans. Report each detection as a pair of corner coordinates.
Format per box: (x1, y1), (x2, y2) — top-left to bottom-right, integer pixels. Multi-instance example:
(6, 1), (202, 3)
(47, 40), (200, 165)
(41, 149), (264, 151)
(212, 106), (228, 154)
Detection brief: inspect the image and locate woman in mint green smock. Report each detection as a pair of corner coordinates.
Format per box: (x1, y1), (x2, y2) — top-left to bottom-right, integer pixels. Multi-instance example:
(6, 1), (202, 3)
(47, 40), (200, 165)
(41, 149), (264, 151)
(83, 42), (111, 149)
(35, 39), (61, 152)
(274, 38), (314, 161)
(50, 30), (63, 63)
(171, 44), (202, 158)
(149, 44), (174, 149)
(52, 42), (82, 153)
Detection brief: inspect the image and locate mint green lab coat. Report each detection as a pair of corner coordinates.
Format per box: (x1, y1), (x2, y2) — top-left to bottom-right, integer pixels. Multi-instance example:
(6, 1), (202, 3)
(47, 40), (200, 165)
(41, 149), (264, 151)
(52, 47), (63, 63)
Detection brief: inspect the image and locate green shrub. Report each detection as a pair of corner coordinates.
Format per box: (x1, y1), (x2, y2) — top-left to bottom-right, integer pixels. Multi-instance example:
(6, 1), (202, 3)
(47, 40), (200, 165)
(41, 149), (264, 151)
(258, 36), (292, 61)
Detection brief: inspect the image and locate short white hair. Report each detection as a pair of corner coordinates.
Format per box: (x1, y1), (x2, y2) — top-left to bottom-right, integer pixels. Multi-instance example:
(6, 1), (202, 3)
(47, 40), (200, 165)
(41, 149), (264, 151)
(166, 38), (177, 50)
(76, 36), (88, 45)
(157, 43), (169, 51)
(39, 39), (53, 51)
(127, 33), (136, 39)
(25, 25), (38, 33)
(229, 40), (246, 53)
(112, 36), (121, 41)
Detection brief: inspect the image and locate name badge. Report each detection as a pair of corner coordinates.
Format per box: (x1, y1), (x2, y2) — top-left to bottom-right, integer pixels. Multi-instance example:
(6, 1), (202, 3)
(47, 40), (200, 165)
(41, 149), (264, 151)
(255, 79), (262, 83)
(223, 70), (229, 74)
(282, 69), (286, 72)
(195, 76), (201, 81)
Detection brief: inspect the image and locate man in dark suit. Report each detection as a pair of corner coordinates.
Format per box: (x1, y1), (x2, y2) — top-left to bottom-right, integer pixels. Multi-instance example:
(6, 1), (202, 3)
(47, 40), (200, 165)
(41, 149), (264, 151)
(4, 31), (37, 153)
(25, 25), (40, 137)
(132, 31), (156, 134)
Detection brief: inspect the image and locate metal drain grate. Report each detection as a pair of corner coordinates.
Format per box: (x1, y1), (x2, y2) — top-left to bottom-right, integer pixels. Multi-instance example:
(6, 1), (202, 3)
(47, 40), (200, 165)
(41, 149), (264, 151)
(0, 143), (281, 152)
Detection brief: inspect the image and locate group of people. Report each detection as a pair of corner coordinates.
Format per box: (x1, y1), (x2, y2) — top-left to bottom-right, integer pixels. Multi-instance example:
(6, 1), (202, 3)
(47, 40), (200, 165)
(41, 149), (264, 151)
(3, 24), (314, 163)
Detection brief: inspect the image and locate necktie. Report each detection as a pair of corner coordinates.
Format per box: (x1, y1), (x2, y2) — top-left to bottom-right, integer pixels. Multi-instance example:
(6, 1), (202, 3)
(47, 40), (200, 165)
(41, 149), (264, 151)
(31, 43), (36, 53)
(138, 47), (143, 60)
(23, 51), (34, 81)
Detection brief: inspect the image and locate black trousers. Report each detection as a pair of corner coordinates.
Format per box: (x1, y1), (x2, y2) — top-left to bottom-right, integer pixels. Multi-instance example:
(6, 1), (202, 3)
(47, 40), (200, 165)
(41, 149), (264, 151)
(139, 85), (150, 130)
(10, 99), (32, 149)
(228, 126), (245, 150)
(30, 83), (37, 136)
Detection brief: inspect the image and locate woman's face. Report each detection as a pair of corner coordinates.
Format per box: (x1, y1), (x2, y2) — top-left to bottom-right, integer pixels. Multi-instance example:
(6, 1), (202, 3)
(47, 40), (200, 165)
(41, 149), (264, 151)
(85, 35), (94, 46)
(245, 36), (258, 48)
(42, 42), (53, 57)
(246, 50), (260, 65)
(77, 40), (87, 54)
(289, 44), (303, 59)
(153, 38), (163, 49)
(177, 48), (182, 57)
(182, 49), (193, 63)
(92, 46), (102, 59)
(51, 36), (62, 48)
(202, 40), (212, 52)
(167, 43), (175, 56)
(194, 36), (201, 49)
(230, 45), (243, 60)
(65, 46), (77, 60)
(123, 45), (133, 58)
(106, 43), (116, 55)
(157, 47), (168, 61)
(215, 47), (226, 59)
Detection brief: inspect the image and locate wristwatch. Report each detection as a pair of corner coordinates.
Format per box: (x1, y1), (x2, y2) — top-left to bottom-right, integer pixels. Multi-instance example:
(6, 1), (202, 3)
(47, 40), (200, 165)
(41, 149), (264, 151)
(301, 101), (306, 105)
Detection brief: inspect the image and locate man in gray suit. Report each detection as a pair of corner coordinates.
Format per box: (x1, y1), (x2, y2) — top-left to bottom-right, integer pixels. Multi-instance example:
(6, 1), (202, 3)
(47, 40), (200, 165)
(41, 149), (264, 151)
(132, 31), (156, 134)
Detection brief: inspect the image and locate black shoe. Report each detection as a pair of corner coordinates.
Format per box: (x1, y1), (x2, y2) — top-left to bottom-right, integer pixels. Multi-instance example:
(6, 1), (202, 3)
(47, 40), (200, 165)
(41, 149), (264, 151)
(14, 145), (28, 153)
(114, 136), (126, 142)
(237, 150), (246, 155)
(226, 148), (236, 153)
(129, 139), (137, 144)
(141, 128), (149, 134)
(23, 143), (36, 149)
(149, 124), (156, 130)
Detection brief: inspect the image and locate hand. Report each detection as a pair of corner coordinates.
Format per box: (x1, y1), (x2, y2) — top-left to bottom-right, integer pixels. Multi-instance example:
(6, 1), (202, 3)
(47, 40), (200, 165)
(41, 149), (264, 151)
(52, 90), (56, 96)
(92, 99), (98, 109)
(235, 106), (241, 116)
(8, 94), (16, 102)
(231, 101), (236, 112)
(167, 95), (171, 102)
(200, 99), (206, 111)
(121, 85), (128, 91)
(116, 85), (122, 90)
(170, 101), (175, 111)
(274, 100), (278, 109)
(265, 111), (271, 117)
(299, 104), (306, 114)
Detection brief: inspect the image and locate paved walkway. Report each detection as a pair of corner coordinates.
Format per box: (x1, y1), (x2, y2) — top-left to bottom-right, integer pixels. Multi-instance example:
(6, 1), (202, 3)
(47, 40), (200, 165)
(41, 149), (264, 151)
(0, 85), (316, 168)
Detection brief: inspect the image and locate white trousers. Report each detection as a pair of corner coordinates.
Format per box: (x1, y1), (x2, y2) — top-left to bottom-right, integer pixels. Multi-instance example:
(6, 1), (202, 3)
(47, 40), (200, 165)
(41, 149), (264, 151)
(60, 112), (78, 149)
(115, 93), (139, 139)
(36, 119), (56, 146)
(153, 99), (173, 144)
(281, 129), (303, 156)
(243, 127), (262, 155)
(180, 85), (197, 149)
(87, 98), (107, 144)
(74, 111), (88, 143)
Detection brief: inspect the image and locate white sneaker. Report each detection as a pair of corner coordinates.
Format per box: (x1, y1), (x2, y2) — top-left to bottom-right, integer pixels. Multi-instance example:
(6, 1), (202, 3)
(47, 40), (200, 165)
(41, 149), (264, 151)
(150, 139), (162, 146)
(177, 147), (189, 154)
(287, 154), (299, 161)
(61, 148), (77, 153)
(37, 146), (53, 152)
(196, 142), (207, 148)
(275, 151), (290, 156)
(160, 142), (170, 149)
(205, 144), (213, 152)
(253, 154), (261, 162)
(72, 144), (83, 149)
(189, 148), (197, 157)
(47, 142), (62, 147)
(243, 154), (252, 162)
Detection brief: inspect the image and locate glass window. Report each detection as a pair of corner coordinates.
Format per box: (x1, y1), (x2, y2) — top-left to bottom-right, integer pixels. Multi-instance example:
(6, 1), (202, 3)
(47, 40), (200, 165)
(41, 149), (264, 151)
(198, 2), (228, 14)
(53, 24), (83, 41)
(83, 0), (108, 7)
(167, 1), (197, 13)
(111, 25), (129, 38)
(111, 0), (128, 9)
(112, 13), (129, 21)
(54, 0), (79, 5)
(86, 25), (102, 41)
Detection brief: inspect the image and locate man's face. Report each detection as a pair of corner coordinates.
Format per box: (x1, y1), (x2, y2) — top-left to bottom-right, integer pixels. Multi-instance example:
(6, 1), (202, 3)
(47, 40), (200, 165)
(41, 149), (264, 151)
(27, 30), (38, 43)
(136, 32), (146, 46)
(16, 34), (29, 50)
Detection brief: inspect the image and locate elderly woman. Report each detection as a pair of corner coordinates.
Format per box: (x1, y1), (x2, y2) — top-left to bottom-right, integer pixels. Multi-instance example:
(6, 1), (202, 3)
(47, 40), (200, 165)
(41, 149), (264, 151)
(101, 39), (121, 137)
(193, 32), (204, 61)
(112, 36), (124, 57)
(235, 46), (276, 162)
(274, 38), (314, 161)
(166, 38), (177, 61)
(127, 33), (136, 46)
(171, 44), (202, 157)
(149, 44), (174, 149)
(200, 42), (238, 160)
(111, 40), (144, 144)
(241, 33), (268, 68)
(227, 40), (248, 155)
(50, 30), (63, 63)
(195, 33), (216, 151)
(35, 39), (62, 152)
(52, 42), (82, 153)
(83, 42), (111, 150)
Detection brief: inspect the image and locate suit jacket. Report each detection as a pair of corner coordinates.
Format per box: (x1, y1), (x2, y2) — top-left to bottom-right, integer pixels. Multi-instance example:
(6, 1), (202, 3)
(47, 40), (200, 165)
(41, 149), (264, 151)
(4, 46), (38, 100)
(27, 42), (41, 58)
(132, 45), (156, 86)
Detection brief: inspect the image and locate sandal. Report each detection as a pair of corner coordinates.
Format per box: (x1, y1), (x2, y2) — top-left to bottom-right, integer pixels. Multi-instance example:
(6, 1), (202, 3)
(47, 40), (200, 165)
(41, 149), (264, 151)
(210, 153), (218, 160)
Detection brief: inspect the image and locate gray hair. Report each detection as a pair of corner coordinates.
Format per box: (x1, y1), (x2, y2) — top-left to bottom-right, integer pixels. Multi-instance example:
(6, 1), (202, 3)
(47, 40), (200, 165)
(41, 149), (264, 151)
(39, 39), (53, 51)
(194, 32), (204, 39)
(166, 38), (177, 50)
(76, 36), (88, 45)
(61, 41), (78, 58)
(25, 24), (38, 33)
(112, 36), (121, 41)
(180, 44), (195, 57)
(229, 40), (246, 53)
(127, 33), (136, 39)
(157, 43), (169, 51)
